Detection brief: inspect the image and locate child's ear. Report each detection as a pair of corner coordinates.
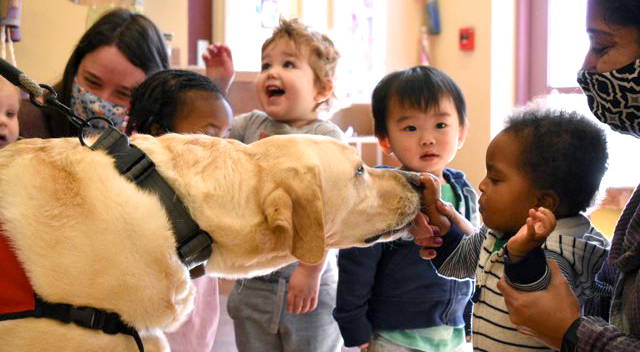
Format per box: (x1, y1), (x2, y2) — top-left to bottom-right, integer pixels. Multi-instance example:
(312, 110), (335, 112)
(314, 78), (334, 103)
(377, 136), (393, 154)
(457, 121), (469, 149)
(536, 190), (560, 213)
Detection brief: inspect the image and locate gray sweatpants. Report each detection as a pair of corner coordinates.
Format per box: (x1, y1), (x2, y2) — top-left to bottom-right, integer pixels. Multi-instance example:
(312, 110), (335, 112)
(227, 259), (342, 352)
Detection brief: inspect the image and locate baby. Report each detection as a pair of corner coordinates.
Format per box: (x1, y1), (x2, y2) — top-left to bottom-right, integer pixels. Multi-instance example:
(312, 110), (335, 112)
(0, 76), (20, 148)
(415, 106), (610, 352)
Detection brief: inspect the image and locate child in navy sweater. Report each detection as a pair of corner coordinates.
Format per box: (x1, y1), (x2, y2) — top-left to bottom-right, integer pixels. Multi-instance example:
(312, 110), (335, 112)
(334, 66), (478, 352)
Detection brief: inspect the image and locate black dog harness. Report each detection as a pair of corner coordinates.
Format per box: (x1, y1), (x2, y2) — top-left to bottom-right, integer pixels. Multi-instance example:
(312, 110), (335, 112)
(91, 127), (213, 268)
(0, 219), (145, 350)
(0, 127), (213, 352)
(0, 68), (215, 350)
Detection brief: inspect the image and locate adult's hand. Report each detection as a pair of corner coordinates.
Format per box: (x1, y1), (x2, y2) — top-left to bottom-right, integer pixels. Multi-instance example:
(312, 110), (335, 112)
(497, 259), (582, 350)
(410, 212), (443, 259)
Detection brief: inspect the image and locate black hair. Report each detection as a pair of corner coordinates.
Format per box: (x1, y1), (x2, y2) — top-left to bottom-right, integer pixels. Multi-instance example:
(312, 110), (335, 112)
(61, 9), (169, 106)
(126, 69), (225, 135)
(503, 107), (608, 214)
(48, 8), (170, 137)
(371, 66), (467, 139)
(594, 0), (640, 36)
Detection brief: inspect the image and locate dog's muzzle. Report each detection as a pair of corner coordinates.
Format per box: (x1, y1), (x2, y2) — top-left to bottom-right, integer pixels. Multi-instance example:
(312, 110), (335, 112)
(397, 170), (424, 193)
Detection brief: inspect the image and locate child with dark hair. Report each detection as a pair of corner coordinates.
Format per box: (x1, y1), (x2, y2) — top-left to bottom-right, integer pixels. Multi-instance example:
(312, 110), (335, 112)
(126, 69), (232, 137)
(421, 106), (610, 352)
(127, 69), (233, 352)
(334, 66), (478, 352)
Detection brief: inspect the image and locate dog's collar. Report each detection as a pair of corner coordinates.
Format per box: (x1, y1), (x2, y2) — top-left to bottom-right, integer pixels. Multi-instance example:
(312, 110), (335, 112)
(91, 127), (212, 273)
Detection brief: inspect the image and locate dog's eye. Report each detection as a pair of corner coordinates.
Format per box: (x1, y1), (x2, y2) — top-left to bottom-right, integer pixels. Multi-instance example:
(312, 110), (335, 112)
(355, 165), (365, 176)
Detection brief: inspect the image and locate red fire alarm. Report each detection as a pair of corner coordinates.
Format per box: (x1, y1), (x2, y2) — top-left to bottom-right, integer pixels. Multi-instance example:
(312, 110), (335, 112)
(459, 27), (475, 51)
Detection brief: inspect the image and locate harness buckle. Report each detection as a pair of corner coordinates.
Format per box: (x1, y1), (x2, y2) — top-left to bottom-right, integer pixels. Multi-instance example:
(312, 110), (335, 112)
(68, 306), (97, 328)
(178, 230), (213, 269)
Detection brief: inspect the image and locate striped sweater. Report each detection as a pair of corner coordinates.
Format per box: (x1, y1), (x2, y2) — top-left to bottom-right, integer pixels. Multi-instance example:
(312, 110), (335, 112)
(436, 214), (609, 352)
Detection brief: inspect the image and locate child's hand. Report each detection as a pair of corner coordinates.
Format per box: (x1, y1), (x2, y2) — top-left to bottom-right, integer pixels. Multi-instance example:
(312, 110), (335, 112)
(436, 199), (477, 236)
(506, 207), (556, 262)
(287, 263), (322, 314)
(202, 43), (235, 94)
(419, 174), (451, 233)
(411, 174), (454, 259)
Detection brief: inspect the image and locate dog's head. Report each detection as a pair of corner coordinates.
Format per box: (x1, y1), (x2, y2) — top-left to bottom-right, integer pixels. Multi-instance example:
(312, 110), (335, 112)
(138, 134), (421, 275)
(252, 135), (421, 265)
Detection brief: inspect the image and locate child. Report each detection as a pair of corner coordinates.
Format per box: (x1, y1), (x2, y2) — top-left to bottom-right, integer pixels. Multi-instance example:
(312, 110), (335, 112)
(333, 66), (478, 352)
(418, 106), (610, 352)
(0, 76), (20, 148)
(212, 18), (344, 352)
(127, 69), (233, 352)
(126, 69), (232, 137)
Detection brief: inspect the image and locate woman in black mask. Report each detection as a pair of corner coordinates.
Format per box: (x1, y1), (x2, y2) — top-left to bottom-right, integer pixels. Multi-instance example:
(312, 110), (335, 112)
(496, 0), (640, 351)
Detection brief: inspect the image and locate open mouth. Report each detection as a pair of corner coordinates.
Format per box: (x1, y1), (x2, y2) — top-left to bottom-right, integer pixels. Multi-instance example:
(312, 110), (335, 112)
(266, 85), (285, 97)
(364, 220), (414, 244)
(0, 135), (7, 143)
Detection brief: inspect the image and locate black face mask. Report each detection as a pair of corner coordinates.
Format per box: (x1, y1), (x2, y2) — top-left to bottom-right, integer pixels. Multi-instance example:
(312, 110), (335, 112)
(577, 58), (640, 139)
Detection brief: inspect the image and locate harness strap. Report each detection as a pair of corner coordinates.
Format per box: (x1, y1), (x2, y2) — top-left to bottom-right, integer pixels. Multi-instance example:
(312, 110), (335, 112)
(90, 127), (212, 270)
(33, 296), (144, 352)
(1, 224), (144, 350)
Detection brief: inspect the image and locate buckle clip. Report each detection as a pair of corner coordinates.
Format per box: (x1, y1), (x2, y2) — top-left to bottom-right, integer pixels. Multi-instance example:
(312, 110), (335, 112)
(68, 306), (99, 328)
(178, 230), (213, 269)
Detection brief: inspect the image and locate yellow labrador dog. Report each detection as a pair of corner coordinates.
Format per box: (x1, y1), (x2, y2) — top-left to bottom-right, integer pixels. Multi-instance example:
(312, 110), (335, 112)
(0, 134), (420, 352)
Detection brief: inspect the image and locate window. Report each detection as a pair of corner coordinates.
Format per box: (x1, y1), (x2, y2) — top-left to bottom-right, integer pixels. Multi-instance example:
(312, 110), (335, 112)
(329, 0), (386, 103)
(221, 0), (385, 105)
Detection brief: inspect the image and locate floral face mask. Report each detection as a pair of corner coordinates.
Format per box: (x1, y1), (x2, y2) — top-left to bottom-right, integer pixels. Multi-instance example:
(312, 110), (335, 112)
(70, 78), (129, 132)
(577, 58), (640, 138)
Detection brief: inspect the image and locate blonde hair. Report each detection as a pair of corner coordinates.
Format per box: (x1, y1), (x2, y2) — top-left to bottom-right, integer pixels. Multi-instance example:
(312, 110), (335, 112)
(262, 18), (340, 107)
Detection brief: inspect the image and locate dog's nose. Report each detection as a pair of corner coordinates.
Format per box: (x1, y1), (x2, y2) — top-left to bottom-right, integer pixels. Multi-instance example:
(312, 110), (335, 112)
(397, 170), (424, 193)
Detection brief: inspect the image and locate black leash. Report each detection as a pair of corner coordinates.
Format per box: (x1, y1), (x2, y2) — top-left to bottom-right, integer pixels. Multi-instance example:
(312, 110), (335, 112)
(0, 58), (212, 350)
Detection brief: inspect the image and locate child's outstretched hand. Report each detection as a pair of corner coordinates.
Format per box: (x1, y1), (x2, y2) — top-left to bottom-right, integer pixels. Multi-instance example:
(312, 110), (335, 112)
(202, 43), (235, 94)
(435, 199), (477, 236)
(506, 207), (556, 262)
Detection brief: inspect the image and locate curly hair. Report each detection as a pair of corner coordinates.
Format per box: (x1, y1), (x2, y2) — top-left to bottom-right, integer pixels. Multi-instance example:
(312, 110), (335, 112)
(503, 107), (609, 214)
(262, 17), (340, 106)
(126, 69), (224, 135)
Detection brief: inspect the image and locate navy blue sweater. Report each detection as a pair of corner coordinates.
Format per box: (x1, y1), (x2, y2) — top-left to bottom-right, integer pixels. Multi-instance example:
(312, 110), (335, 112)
(333, 168), (476, 347)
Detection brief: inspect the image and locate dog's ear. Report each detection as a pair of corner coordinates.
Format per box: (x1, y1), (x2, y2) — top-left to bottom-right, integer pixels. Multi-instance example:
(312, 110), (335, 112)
(287, 173), (326, 265)
(263, 165), (326, 265)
